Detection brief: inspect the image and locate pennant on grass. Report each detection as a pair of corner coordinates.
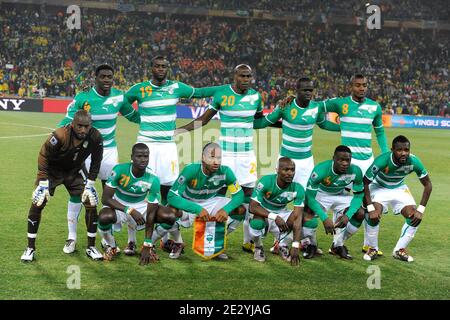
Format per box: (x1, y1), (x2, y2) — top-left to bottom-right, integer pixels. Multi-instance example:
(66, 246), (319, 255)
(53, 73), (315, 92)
(192, 217), (227, 259)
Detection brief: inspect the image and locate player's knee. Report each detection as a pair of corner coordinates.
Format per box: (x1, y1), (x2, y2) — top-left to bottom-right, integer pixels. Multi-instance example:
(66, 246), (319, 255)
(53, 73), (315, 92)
(249, 218), (266, 230)
(98, 212), (114, 226)
(354, 208), (365, 222)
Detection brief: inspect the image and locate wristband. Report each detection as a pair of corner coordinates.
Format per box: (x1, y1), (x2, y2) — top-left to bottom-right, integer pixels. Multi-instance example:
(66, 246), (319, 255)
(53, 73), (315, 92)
(124, 206), (133, 215)
(367, 204), (375, 213)
(268, 213), (278, 220)
(417, 205), (425, 214)
(143, 239), (153, 248)
(292, 241), (300, 249)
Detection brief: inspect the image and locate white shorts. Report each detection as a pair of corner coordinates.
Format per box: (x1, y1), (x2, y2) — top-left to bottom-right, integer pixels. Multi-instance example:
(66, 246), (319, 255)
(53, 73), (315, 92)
(315, 190), (353, 222)
(351, 156), (374, 176)
(222, 151), (257, 188)
(85, 147), (118, 181)
(179, 196), (231, 228)
(277, 155), (313, 189)
(106, 197), (148, 232)
(143, 142), (179, 186)
(369, 183), (416, 215)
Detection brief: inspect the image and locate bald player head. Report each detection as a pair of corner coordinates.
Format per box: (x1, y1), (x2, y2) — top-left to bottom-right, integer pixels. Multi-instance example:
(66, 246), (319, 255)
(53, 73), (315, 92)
(202, 142), (222, 174)
(276, 157), (295, 185)
(71, 110), (92, 140)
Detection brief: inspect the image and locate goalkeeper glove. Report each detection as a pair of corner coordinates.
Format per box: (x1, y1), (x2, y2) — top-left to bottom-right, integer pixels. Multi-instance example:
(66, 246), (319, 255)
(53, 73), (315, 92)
(32, 180), (50, 206)
(82, 179), (98, 206)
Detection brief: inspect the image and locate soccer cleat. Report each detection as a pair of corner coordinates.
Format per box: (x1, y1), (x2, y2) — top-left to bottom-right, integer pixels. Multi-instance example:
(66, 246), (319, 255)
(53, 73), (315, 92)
(21, 247), (35, 262)
(86, 246), (104, 261)
(329, 244), (353, 260)
(169, 242), (185, 259)
(362, 245), (383, 256)
(363, 247), (378, 261)
(215, 253), (229, 260)
(160, 239), (175, 253)
(253, 246), (266, 262)
(270, 239), (279, 255)
(102, 246), (118, 261)
(242, 241), (255, 253)
(63, 239), (76, 254)
(123, 241), (137, 256)
(279, 245), (291, 262)
(101, 238), (120, 253)
(303, 244), (318, 259)
(393, 248), (414, 262)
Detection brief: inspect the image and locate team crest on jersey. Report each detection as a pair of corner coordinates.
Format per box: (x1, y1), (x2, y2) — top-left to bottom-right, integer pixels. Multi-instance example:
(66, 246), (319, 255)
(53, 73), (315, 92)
(301, 107), (318, 121)
(134, 181), (150, 192)
(280, 191), (296, 201)
(357, 104), (377, 114)
(191, 179), (198, 188)
(323, 176), (332, 186)
(104, 95), (124, 107)
(265, 191), (272, 198)
(49, 135), (58, 146)
(396, 165), (413, 174)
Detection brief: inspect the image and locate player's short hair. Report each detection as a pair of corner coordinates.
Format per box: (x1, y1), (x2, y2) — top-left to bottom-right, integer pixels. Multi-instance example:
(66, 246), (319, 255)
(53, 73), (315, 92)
(296, 77), (313, 89)
(151, 56), (168, 66)
(202, 142), (221, 156)
(350, 73), (366, 83)
(334, 145), (352, 155)
(278, 156), (294, 169)
(132, 143), (149, 154)
(95, 64), (114, 76)
(73, 109), (91, 121)
(392, 135), (410, 147)
(234, 64), (252, 73)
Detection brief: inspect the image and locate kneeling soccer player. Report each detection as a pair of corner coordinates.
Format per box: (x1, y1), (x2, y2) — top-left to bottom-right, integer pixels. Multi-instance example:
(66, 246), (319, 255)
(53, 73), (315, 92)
(362, 135), (432, 262)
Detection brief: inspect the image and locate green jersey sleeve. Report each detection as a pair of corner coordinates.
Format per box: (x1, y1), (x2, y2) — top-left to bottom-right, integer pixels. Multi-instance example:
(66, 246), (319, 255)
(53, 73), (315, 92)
(364, 153), (389, 181)
(306, 168), (328, 221)
(251, 177), (270, 204)
(412, 155), (428, 178)
(167, 166), (203, 214)
(146, 177), (161, 204)
(223, 167), (244, 213)
(373, 104), (389, 153)
(253, 106), (282, 129)
(323, 98), (341, 113)
(119, 97), (140, 124)
(294, 183), (305, 207)
(192, 85), (223, 98)
(105, 165), (120, 188)
(177, 81), (195, 99)
(124, 85), (140, 104)
(352, 166), (364, 193)
(316, 102), (341, 131)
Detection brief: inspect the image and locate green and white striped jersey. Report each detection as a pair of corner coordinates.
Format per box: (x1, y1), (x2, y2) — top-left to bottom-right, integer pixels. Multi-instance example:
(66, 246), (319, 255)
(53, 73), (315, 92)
(252, 174), (305, 212)
(365, 152), (428, 189)
(168, 162), (243, 214)
(324, 96), (387, 160)
(59, 87), (140, 148)
(259, 100), (331, 159)
(106, 162), (160, 204)
(208, 85), (262, 154)
(125, 80), (195, 143)
(307, 160), (364, 195)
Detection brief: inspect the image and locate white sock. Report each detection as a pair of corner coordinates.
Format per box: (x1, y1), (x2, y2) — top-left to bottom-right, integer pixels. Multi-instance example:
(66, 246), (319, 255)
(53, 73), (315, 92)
(334, 227), (345, 247)
(394, 223), (418, 252)
(302, 227), (317, 245)
(366, 223), (380, 250)
(343, 222), (359, 241)
(127, 226), (137, 244)
(67, 201), (82, 241)
(169, 225), (183, 243)
(99, 229), (116, 248)
(151, 225), (169, 243)
(279, 232), (293, 247)
(242, 204), (251, 244)
(363, 219), (369, 246)
(249, 225), (264, 245)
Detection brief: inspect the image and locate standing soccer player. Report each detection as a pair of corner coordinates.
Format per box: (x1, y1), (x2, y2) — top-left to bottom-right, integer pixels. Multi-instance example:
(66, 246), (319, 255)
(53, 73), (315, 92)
(175, 64), (264, 254)
(58, 64), (140, 254)
(97, 143), (176, 264)
(304, 145), (365, 260)
(362, 135), (432, 262)
(21, 110), (104, 262)
(323, 74), (389, 256)
(163, 143), (245, 259)
(248, 157), (304, 266)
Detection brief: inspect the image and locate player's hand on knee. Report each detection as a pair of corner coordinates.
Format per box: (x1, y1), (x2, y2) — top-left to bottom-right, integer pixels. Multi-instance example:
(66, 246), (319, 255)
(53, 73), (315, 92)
(32, 180), (50, 206)
(126, 207), (145, 225)
(323, 218), (335, 235)
(81, 179), (98, 206)
(275, 216), (289, 233)
(410, 210), (423, 227)
(215, 209), (228, 223)
(334, 214), (349, 228)
(290, 247), (300, 266)
(198, 208), (210, 222)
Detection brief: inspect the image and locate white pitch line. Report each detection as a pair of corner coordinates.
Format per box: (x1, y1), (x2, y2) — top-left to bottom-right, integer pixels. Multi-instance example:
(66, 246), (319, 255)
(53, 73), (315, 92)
(0, 133), (50, 139)
(0, 122), (54, 130)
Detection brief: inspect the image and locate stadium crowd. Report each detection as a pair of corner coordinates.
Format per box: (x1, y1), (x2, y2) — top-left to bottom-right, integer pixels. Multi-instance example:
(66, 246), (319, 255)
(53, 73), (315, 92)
(0, 2), (448, 115)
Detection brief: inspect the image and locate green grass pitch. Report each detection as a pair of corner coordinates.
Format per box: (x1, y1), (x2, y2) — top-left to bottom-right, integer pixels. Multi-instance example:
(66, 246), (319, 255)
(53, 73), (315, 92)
(0, 111), (449, 299)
